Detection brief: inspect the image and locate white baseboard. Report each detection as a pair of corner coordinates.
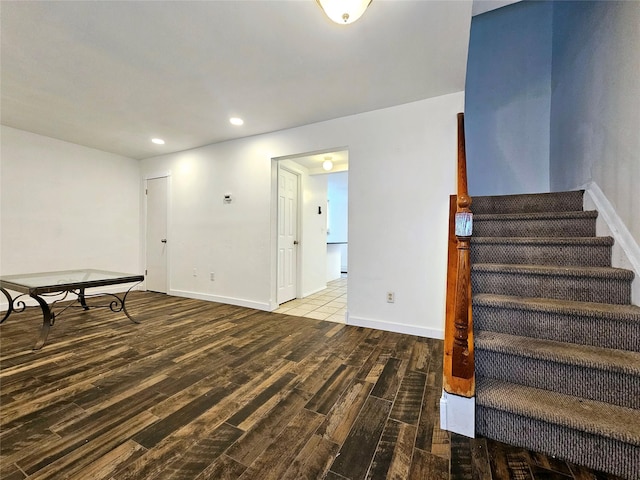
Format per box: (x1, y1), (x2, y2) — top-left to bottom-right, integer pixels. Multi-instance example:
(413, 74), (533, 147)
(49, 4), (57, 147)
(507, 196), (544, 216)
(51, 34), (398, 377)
(302, 286), (327, 298)
(347, 314), (444, 339)
(583, 182), (640, 305)
(169, 289), (271, 311)
(440, 390), (475, 438)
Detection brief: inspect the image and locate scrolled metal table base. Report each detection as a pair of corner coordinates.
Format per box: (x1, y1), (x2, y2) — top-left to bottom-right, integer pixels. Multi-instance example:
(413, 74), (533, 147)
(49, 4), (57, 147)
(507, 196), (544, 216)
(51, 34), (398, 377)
(1, 282), (141, 350)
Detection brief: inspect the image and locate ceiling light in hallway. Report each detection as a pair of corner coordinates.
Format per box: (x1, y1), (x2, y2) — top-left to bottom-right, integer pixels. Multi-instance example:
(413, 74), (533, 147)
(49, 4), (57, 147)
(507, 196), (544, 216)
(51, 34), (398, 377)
(151, 138), (165, 145)
(230, 117), (244, 126)
(316, 0), (372, 24)
(323, 157), (334, 171)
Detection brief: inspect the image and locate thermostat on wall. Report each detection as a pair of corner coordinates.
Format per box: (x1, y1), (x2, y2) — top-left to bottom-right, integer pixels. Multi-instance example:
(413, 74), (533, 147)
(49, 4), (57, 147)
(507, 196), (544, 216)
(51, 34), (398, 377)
(223, 194), (232, 204)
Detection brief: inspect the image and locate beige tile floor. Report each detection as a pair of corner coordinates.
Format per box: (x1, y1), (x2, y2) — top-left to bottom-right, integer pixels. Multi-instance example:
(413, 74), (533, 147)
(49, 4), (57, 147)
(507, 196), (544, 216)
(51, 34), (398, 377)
(274, 274), (347, 323)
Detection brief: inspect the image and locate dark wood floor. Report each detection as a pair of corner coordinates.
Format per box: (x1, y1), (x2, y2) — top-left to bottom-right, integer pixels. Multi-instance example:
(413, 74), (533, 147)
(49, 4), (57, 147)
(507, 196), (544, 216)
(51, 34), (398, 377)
(0, 292), (624, 480)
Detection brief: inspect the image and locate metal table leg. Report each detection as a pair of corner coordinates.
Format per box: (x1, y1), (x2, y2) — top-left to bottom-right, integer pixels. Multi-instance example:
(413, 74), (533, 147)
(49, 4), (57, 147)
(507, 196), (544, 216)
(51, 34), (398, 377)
(78, 287), (90, 311)
(31, 294), (55, 350)
(120, 284), (140, 324)
(1, 288), (13, 324)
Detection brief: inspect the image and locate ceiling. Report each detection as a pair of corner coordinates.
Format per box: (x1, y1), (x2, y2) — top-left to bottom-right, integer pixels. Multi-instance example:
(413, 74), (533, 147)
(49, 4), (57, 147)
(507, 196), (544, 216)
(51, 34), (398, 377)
(1, 1), (506, 161)
(285, 149), (349, 175)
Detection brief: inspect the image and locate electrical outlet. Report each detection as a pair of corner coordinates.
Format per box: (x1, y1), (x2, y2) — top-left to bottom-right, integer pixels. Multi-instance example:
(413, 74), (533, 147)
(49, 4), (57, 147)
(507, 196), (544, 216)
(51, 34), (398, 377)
(210, 272), (215, 281)
(193, 268), (197, 277)
(387, 292), (395, 303)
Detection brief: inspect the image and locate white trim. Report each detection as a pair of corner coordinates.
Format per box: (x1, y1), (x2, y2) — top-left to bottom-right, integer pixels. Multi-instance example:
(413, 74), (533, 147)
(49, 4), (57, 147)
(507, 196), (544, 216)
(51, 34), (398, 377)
(269, 158), (279, 311)
(440, 390), (476, 438)
(143, 170), (172, 181)
(302, 285), (328, 298)
(170, 289), (271, 311)
(583, 182), (640, 304)
(346, 314), (444, 339)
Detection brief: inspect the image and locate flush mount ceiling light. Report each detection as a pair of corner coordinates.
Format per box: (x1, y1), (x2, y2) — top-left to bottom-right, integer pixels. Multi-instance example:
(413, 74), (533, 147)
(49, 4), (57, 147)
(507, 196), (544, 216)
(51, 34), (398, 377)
(316, 0), (372, 24)
(322, 157), (334, 171)
(229, 117), (244, 126)
(151, 138), (165, 145)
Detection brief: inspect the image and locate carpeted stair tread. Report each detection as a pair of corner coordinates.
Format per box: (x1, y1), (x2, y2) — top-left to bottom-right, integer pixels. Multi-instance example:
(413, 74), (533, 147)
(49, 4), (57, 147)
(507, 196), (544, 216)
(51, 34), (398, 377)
(470, 189), (640, 478)
(473, 210), (598, 237)
(473, 293), (640, 320)
(473, 263), (634, 280)
(474, 210), (598, 222)
(473, 294), (640, 352)
(476, 377), (640, 446)
(471, 190), (585, 214)
(471, 236), (613, 246)
(471, 237), (614, 267)
(473, 263), (633, 304)
(475, 331), (640, 376)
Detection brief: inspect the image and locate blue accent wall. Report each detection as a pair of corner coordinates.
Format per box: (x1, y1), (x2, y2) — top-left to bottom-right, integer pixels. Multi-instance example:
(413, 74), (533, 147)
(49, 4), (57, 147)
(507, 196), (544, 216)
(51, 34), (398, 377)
(465, 0), (638, 250)
(465, 1), (553, 196)
(550, 1), (609, 190)
(550, 0), (639, 242)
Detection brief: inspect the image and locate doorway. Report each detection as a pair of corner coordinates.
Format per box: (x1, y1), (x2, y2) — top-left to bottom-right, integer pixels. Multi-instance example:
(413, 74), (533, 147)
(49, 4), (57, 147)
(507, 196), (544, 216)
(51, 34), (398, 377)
(145, 176), (169, 293)
(273, 149), (349, 311)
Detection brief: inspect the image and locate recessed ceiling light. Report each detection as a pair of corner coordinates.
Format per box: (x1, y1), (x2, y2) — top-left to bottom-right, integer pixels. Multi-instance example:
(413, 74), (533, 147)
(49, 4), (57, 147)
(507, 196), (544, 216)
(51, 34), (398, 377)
(229, 117), (244, 126)
(151, 138), (165, 145)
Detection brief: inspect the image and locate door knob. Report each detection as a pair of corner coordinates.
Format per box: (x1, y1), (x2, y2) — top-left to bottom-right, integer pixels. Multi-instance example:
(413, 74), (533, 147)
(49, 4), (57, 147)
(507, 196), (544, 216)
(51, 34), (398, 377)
(161, 239), (167, 243)
(293, 240), (299, 245)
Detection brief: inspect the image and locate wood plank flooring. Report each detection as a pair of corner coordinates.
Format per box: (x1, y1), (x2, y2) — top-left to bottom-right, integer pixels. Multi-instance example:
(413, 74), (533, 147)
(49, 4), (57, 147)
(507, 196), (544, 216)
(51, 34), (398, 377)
(0, 292), (625, 479)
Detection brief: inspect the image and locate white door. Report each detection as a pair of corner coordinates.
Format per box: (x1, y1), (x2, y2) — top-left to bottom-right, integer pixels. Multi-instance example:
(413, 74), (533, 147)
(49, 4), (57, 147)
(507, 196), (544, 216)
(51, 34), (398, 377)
(146, 176), (168, 293)
(277, 168), (299, 304)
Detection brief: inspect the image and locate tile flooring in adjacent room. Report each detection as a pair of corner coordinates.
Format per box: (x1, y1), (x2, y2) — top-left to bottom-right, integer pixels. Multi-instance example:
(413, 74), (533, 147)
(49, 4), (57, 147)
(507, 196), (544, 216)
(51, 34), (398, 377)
(274, 275), (348, 323)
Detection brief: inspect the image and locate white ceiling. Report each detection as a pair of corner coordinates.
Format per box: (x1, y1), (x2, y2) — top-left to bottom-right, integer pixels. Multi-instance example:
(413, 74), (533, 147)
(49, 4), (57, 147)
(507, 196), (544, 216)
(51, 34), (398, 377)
(285, 149), (349, 175)
(1, 1), (483, 160)
(471, 0), (520, 16)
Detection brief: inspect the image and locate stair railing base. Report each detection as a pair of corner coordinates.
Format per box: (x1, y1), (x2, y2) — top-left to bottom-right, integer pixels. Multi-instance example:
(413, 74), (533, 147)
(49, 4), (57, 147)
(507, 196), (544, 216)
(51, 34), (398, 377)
(440, 390), (476, 438)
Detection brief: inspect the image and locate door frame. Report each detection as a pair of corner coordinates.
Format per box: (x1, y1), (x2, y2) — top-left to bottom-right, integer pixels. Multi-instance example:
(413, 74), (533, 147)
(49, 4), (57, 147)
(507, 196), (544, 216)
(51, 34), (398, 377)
(143, 172), (171, 293)
(270, 147), (348, 310)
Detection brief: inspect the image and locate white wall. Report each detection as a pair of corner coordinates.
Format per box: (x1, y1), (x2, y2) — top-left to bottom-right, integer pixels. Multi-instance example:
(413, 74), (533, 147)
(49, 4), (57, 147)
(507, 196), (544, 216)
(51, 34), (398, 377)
(327, 172), (348, 243)
(0, 126), (141, 278)
(141, 140), (273, 309)
(326, 244), (342, 282)
(345, 94), (461, 338)
(301, 173), (329, 296)
(141, 92), (463, 338)
(327, 171), (349, 277)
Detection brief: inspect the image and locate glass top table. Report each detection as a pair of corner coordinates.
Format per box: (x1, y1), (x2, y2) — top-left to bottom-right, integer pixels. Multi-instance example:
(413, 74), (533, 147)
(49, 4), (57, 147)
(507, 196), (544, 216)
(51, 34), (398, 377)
(1, 269), (144, 349)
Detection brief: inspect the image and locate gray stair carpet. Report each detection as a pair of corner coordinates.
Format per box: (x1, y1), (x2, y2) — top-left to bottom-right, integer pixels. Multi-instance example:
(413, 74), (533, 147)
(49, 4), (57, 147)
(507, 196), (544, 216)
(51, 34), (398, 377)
(474, 210), (598, 237)
(471, 190), (640, 479)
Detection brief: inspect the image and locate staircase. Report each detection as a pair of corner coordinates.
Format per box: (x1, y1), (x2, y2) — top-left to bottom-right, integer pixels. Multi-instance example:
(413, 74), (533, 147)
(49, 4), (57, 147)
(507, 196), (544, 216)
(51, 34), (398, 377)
(470, 190), (640, 480)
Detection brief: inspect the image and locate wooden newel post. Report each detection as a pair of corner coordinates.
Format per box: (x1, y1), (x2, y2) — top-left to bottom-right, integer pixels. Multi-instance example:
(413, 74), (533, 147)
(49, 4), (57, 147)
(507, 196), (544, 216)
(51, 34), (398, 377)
(452, 215), (472, 378)
(443, 113), (475, 396)
(452, 113), (474, 380)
